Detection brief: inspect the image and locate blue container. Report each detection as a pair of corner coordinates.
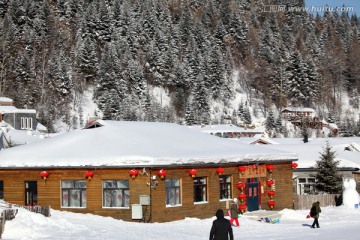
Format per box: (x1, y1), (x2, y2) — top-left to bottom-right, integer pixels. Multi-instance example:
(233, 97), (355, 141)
(355, 204), (359, 209)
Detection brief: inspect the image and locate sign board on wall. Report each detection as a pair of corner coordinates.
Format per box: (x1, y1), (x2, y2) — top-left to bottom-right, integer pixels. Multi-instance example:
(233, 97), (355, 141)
(239, 164), (267, 178)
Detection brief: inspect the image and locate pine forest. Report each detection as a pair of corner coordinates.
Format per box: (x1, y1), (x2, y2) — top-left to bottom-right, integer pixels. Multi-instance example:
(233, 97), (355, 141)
(0, 0), (359, 133)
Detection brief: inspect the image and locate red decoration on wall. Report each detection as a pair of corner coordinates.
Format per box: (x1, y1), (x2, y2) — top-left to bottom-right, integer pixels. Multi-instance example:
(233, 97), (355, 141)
(158, 169), (167, 179)
(239, 204), (247, 213)
(40, 171), (49, 180)
(292, 162), (298, 169)
(216, 167), (224, 175)
(266, 179), (274, 187)
(238, 193), (247, 201)
(189, 169), (198, 178)
(252, 164), (257, 169)
(268, 190), (276, 199)
(266, 165), (275, 173)
(268, 200), (276, 209)
(85, 171), (94, 180)
(238, 166), (247, 173)
(129, 169), (139, 179)
(236, 182), (245, 190)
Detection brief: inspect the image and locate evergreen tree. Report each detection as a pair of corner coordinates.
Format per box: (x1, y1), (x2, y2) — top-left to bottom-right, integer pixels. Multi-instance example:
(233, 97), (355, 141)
(265, 110), (276, 130)
(314, 142), (343, 194)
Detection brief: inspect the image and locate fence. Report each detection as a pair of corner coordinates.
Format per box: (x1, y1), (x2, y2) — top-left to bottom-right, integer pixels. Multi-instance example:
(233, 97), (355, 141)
(0, 204), (50, 238)
(293, 194), (342, 210)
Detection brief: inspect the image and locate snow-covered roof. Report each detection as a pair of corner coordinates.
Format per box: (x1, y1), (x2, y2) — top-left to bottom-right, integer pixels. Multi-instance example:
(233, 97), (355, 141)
(261, 137), (360, 169)
(281, 107), (315, 113)
(0, 120), (297, 168)
(0, 106), (36, 114)
(188, 124), (265, 134)
(0, 97), (13, 103)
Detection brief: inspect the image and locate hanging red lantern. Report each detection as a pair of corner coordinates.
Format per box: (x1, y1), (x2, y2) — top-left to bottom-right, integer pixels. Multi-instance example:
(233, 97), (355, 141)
(239, 166), (247, 173)
(236, 182), (245, 190)
(252, 164), (257, 169)
(292, 162), (298, 169)
(158, 169), (167, 179)
(239, 204), (247, 213)
(266, 165), (275, 173)
(40, 171), (49, 180)
(268, 200), (276, 209)
(266, 179), (274, 187)
(129, 169), (139, 179)
(216, 167), (224, 175)
(189, 169), (198, 178)
(268, 190), (276, 198)
(238, 193), (247, 201)
(85, 170), (94, 180)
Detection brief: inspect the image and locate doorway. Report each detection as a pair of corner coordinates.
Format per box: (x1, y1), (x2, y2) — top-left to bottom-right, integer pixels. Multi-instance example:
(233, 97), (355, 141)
(25, 181), (38, 206)
(246, 178), (259, 211)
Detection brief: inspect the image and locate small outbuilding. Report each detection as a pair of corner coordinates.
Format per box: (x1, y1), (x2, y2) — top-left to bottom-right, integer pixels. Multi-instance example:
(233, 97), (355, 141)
(0, 120), (297, 222)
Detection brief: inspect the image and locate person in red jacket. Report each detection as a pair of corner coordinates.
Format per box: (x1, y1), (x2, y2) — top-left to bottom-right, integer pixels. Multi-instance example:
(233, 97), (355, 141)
(210, 209), (234, 240)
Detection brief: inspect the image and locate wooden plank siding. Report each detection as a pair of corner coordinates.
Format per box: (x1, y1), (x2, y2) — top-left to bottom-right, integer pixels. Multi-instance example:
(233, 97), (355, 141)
(0, 162), (294, 223)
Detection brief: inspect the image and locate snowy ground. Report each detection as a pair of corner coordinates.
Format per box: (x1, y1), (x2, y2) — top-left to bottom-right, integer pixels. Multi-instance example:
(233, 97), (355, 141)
(2, 206), (360, 240)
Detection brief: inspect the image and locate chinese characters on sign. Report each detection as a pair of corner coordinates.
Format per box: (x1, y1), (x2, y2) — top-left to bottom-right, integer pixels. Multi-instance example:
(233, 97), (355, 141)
(239, 165), (267, 178)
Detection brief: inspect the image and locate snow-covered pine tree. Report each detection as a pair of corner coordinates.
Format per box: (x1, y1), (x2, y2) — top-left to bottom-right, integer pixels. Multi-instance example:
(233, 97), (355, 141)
(265, 110), (276, 136)
(314, 142), (343, 194)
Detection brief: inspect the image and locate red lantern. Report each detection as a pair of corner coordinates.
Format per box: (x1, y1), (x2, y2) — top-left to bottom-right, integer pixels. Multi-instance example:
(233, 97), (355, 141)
(252, 164), (257, 169)
(266, 179), (274, 187)
(216, 167), (224, 175)
(292, 162), (298, 169)
(268, 200), (276, 209)
(189, 169), (197, 178)
(268, 190), (276, 198)
(239, 204), (247, 213)
(239, 166), (246, 173)
(238, 193), (247, 201)
(130, 169), (139, 179)
(158, 169), (167, 179)
(40, 171), (49, 180)
(85, 171), (94, 180)
(236, 182), (245, 190)
(266, 165), (275, 173)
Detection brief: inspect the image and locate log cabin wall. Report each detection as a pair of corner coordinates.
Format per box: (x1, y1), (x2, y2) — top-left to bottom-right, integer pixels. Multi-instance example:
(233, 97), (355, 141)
(0, 162), (294, 223)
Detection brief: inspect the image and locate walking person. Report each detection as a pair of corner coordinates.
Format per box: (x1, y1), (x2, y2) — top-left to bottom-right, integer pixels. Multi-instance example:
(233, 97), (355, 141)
(210, 209), (234, 240)
(311, 201), (321, 228)
(229, 198), (241, 227)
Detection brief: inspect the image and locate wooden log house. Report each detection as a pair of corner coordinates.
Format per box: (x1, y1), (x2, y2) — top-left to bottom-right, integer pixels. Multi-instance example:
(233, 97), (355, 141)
(0, 121), (297, 223)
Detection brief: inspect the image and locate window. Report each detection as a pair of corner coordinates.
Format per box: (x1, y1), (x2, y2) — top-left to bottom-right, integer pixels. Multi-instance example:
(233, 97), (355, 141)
(166, 178), (181, 206)
(61, 180), (86, 208)
(25, 181), (37, 206)
(20, 117), (33, 130)
(103, 180), (129, 208)
(194, 177), (207, 202)
(297, 177), (316, 195)
(219, 175), (231, 200)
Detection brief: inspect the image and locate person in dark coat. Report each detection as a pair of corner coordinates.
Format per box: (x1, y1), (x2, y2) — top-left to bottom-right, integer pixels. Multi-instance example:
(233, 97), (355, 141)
(311, 201), (321, 228)
(210, 209), (234, 240)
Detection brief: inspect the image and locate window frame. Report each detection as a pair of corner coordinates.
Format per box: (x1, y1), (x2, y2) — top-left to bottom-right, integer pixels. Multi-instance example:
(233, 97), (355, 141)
(20, 117), (33, 130)
(102, 180), (130, 208)
(193, 177), (207, 203)
(297, 177), (316, 195)
(61, 180), (87, 208)
(219, 175), (232, 201)
(165, 178), (181, 207)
